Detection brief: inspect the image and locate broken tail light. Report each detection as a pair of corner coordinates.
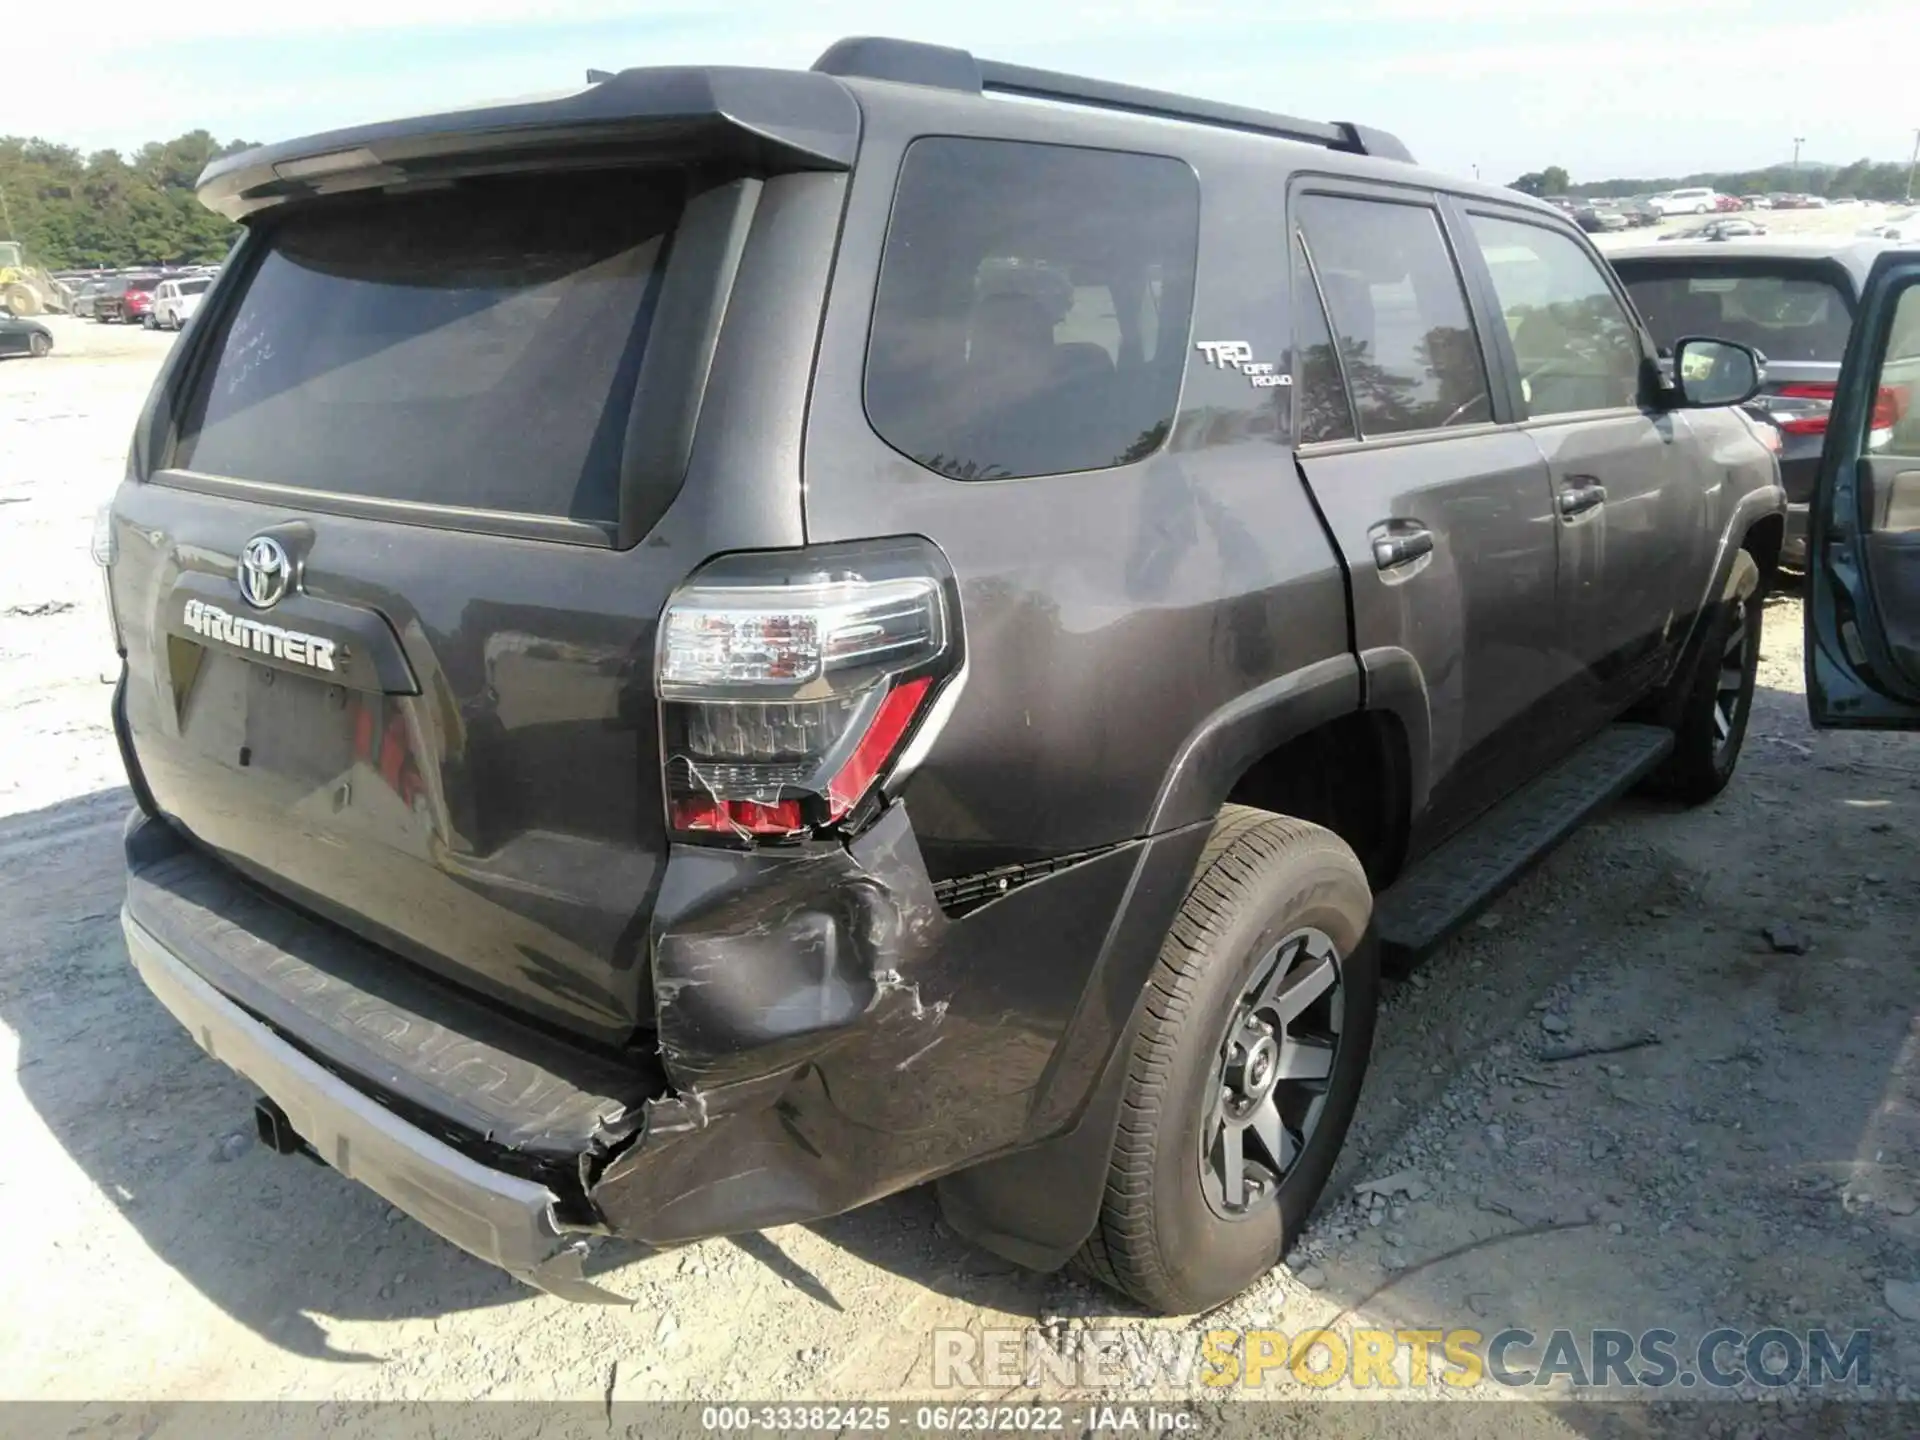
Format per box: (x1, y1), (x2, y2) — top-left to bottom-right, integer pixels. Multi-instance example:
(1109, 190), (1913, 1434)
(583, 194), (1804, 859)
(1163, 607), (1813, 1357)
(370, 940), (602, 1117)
(657, 540), (958, 842)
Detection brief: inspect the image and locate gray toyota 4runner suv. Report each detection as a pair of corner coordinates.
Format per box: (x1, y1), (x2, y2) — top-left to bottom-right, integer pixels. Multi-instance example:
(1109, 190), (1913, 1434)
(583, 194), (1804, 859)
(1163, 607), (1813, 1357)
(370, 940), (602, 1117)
(98, 37), (1785, 1314)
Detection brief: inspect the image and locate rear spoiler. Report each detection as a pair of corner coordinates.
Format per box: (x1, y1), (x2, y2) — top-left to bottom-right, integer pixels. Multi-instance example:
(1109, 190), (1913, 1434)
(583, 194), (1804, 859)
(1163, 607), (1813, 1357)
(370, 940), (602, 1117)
(195, 66), (861, 220)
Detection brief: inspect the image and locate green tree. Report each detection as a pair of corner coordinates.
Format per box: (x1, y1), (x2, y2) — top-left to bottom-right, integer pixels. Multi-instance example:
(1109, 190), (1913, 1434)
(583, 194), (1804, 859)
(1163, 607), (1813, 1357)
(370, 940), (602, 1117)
(1511, 166), (1571, 197)
(0, 130), (256, 268)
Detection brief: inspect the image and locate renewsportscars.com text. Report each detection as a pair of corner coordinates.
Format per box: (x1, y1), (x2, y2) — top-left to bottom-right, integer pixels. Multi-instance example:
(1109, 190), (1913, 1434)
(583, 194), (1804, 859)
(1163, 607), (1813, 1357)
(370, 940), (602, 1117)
(932, 1325), (1872, 1392)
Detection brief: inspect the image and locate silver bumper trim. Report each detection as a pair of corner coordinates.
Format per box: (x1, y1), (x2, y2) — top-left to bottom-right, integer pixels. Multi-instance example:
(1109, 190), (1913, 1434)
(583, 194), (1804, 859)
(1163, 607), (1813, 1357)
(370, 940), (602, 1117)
(122, 910), (626, 1303)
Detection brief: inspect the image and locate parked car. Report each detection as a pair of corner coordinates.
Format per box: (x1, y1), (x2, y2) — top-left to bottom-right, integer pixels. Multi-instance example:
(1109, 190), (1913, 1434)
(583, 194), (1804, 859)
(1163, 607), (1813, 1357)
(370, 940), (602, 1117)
(1612, 238), (1891, 569)
(94, 274), (161, 324)
(1658, 218), (1768, 242)
(150, 276), (210, 330)
(1743, 195), (1774, 210)
(68, 278), (115, 319)
(1860, 208), (1920, 242)
(1715, 194), (1747, 212)
(0, 302), (53, 357)
(1575, 202), (1629, 233)
(1649, 186), (1721, 216)
(95, 35), (1784, 1316)
(1582, 204), (1628, 235)
(1618, 197), (1662, 227)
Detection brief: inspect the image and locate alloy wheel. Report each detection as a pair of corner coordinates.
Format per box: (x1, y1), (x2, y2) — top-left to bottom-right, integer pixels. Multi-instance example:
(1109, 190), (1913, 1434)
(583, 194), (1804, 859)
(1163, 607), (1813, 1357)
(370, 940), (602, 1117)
(1201, 927), (1344, 1217)
(1713, 600), (1756, 758)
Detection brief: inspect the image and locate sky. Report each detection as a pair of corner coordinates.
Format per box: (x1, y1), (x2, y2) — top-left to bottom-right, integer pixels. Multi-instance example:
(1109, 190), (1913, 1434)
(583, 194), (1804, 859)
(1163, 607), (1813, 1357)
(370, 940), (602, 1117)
(10, 0), (1917, 184)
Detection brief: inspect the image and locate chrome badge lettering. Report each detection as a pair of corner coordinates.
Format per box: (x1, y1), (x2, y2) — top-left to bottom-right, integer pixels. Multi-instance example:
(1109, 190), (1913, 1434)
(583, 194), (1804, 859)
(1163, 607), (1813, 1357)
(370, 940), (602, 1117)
(183, 598), (337, 673)
(1195, 339), (1293, 389)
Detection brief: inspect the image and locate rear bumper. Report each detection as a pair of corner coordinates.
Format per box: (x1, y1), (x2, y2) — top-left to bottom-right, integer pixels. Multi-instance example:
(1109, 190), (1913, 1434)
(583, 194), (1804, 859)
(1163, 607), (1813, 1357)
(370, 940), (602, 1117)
(122, 911), (617, 1301)
(121, 806), (1204, 1289)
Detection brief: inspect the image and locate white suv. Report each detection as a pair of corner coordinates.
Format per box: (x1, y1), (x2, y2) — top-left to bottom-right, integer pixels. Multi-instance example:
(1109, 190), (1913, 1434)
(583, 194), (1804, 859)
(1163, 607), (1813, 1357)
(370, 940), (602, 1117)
(151, 277), (210, 331)
(1649, 187), (1720, 216)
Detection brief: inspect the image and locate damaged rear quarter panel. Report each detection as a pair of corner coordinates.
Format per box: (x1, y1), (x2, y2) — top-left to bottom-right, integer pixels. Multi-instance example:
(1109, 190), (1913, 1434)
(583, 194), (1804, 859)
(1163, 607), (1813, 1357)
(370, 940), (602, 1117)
(589, 803), (1146, 1243)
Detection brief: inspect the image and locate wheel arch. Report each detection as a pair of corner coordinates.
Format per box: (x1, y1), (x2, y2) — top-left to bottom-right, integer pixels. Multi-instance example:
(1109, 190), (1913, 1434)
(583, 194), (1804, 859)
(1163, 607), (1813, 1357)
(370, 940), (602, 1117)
(939, 664), (1419, 1270)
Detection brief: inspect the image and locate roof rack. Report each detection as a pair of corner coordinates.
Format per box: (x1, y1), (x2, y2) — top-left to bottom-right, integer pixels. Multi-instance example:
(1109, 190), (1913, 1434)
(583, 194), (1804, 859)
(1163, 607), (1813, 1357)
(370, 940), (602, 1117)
(812, 36), (1414, 164)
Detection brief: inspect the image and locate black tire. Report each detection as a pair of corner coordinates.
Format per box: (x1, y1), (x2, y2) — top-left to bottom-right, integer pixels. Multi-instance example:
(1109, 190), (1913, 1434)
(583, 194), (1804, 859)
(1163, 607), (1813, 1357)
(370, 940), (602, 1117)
(1642, 562), (1762, 805)
(27, 333), (50, 358)
(1075, 806), (1377, 1315)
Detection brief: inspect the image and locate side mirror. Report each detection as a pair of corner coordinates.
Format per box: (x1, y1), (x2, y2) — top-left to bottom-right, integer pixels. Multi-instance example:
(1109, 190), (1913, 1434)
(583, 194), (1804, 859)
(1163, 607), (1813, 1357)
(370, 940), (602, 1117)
(1671, 336), (1765, 407)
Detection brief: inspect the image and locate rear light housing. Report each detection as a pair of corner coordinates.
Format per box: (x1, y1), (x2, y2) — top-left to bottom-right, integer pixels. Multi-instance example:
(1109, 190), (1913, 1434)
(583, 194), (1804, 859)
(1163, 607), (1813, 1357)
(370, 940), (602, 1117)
(1870, 385), (1909, 450)
(1767, 381), (1906, 448)
(1768, 381), (1837, 436)
(656, 539), (960, 843)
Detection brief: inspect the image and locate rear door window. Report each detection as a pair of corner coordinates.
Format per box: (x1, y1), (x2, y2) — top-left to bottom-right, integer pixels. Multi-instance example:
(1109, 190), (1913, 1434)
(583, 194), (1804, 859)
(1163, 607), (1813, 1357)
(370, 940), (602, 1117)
(1618, 266), (1853, 363)
(1291, 236), (1357, 445)
(1293, 194), (1491, 437)
(173, 169), (683, 523)
(864, 138), (1200, 481)
(1466, 213), (1644, 417)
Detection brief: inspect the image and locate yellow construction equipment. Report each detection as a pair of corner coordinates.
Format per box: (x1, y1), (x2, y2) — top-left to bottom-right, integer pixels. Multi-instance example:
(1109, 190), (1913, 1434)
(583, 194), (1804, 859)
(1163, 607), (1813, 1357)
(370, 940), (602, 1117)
(0, 241), (68, 316)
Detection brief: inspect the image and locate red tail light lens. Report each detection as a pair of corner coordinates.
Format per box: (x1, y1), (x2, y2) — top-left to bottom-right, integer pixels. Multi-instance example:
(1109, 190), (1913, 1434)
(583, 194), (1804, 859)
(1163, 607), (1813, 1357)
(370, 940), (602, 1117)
(1869, 385), (1908, 449)
(1767, 382), (1907, 445)
(657, 544), (957, 842)
(1769, 382), (1836, 436)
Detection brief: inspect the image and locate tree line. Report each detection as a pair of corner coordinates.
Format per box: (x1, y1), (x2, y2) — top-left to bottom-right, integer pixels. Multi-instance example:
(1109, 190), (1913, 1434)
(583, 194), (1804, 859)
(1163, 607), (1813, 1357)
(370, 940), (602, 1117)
(1511, 157), (1916, 202)
(0, 131), (256, 270)
(6, 127), (1914, 272)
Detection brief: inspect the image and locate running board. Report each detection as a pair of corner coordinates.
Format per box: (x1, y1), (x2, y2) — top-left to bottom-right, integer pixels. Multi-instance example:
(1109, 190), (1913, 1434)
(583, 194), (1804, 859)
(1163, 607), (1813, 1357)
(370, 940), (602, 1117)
(1373, 723), (1674, 966)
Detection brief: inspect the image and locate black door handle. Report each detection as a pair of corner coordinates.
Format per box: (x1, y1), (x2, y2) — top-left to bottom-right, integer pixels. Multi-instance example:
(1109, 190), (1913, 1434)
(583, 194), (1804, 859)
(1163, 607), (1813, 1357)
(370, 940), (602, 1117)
(1371, 528), (1434, 570)
(1558, 482), (1607, 518)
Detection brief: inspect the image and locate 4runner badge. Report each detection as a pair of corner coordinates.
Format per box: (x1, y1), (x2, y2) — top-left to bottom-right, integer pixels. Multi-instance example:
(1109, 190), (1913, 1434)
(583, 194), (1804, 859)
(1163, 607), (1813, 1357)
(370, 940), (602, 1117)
(183, 598), (338, 674)
(1195, 340), (1292, 389)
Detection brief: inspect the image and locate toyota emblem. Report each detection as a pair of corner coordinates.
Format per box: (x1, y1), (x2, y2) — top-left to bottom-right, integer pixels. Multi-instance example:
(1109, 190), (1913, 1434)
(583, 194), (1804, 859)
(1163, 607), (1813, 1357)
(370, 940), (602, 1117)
(238, 535), (292, 609)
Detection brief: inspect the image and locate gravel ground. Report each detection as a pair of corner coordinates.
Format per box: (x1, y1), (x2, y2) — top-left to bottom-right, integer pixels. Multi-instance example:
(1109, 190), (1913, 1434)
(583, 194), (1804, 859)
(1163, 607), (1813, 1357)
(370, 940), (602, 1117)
(2, 301), (1917, 1437)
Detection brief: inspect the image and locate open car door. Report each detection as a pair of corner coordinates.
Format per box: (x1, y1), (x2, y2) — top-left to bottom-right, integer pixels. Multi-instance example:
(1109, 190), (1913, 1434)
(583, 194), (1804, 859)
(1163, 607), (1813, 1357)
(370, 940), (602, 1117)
(1806, 248), (1920, 727)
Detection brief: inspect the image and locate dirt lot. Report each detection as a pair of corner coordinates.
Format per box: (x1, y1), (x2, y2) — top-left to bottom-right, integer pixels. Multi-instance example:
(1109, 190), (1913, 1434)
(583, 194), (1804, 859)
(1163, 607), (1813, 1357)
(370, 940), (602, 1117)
(2, 280), (1917, 1436)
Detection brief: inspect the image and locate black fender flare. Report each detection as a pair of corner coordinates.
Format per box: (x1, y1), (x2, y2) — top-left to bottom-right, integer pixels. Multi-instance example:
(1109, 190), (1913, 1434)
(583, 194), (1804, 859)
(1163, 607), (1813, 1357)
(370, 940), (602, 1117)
(1655, 483), (1781, 716)
(1356, 646), (1433, 818)
(1145, 654), (1362, 833)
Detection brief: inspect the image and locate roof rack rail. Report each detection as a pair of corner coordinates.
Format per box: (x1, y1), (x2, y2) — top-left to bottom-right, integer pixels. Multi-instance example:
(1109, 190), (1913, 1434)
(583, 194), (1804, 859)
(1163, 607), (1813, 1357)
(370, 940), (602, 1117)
(811, 36), (1414, 164)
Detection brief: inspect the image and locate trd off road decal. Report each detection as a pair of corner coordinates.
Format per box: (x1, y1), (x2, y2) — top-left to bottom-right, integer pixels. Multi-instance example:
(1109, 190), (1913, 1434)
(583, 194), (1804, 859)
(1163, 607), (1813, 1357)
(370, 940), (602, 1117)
(1195, 340), (1292, 389)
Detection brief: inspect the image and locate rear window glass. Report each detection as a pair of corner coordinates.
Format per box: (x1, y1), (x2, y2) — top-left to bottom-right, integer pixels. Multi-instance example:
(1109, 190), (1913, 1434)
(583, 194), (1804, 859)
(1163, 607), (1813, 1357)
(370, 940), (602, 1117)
(180, 279), (210, 295)
(1619, 266), (1852, 363)
(128, 277), (160, 292)
(174, 170), (682, 522)
(864, 138), (1199, 481)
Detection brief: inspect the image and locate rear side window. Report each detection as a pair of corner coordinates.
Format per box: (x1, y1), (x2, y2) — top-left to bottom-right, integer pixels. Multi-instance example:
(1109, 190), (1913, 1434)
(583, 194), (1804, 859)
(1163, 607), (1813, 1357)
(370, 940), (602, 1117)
(1294, 195), (1491, 437)
(864, 138), (1199, 481)
(174, 170), (682, 523)
(1618, 266), (1853, 363)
